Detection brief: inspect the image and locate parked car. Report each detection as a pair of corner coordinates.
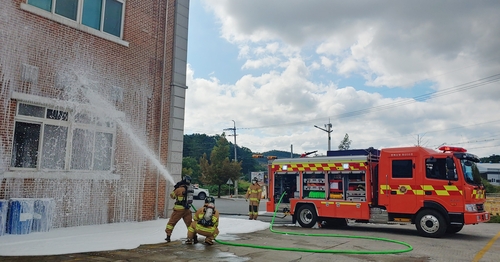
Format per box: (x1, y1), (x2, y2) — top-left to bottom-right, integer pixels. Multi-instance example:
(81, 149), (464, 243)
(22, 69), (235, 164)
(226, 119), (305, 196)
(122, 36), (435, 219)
(193, 185), (209, 200)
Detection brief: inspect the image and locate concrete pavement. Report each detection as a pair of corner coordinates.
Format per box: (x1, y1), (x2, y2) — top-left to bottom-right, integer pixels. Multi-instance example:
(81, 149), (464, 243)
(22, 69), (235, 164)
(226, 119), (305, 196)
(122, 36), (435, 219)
(2, 221), (499, 262)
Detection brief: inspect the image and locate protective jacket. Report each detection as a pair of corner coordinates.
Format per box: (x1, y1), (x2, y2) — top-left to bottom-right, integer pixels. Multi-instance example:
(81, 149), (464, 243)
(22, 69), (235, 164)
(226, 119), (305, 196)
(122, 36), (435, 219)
(187, 204), (220, 244)
(245, 183), (262, 204)
(194, 205), (219, 232)
(170, 185), (190, 210)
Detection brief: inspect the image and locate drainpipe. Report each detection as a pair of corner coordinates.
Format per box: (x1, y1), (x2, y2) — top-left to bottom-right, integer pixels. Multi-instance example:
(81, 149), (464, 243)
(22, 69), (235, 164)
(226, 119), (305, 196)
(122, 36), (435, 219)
(156, 0), (170, 219)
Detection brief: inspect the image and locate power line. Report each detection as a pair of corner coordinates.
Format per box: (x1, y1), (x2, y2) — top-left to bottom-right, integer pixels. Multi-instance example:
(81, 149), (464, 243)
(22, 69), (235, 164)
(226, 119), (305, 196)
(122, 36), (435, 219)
(238, 73), (500, 130)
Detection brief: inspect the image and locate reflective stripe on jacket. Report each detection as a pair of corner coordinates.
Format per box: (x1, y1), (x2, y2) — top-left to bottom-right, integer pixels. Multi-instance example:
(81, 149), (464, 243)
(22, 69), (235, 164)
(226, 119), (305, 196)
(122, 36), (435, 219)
(170, 186), (187, 210)
(245, 184), (262, 202)
(192, 205), (219, 232)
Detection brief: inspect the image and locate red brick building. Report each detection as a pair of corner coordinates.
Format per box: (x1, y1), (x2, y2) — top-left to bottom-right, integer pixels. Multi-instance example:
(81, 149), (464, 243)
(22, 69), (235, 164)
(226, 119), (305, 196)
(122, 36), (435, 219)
(0, 0), (189, 228)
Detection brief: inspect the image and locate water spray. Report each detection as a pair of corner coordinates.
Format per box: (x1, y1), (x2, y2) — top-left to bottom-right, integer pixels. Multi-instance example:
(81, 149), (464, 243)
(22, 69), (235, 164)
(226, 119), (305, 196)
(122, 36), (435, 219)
(79, 85), (175, 184)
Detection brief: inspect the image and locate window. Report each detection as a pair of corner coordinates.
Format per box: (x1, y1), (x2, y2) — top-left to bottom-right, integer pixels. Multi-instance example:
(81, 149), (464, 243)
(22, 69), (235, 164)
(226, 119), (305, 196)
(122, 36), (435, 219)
(392, 160), (413, 178)
(425, 158), (449, 180)
(11, 102), (115, 171)
(27, 0), (125, 38)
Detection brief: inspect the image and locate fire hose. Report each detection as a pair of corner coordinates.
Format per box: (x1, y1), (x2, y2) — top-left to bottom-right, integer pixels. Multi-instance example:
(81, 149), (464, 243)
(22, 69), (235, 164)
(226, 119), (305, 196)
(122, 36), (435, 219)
(214, 192), (413, 254)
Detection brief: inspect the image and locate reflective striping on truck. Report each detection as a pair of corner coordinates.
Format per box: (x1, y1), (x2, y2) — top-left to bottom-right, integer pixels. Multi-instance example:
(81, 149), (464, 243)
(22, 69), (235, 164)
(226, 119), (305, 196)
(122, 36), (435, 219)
(272, 161), (366, 172)
(380, 184), (463, 196)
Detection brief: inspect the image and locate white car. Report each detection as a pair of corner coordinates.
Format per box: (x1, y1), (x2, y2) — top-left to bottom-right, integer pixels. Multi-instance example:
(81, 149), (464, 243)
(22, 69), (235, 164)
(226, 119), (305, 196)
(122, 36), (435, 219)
(193, 186), (209, 200)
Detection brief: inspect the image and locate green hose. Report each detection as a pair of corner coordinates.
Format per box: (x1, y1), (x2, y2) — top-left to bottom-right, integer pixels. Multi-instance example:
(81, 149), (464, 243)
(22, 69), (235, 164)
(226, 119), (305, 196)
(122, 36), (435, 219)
(215, 192), (413, 254)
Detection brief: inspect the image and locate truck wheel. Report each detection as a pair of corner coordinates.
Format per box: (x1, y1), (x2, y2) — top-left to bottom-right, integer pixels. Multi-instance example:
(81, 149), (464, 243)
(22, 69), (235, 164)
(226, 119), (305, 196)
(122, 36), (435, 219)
(296, 205), (317, 228)
(446, 224), (463, 234)
(415, 209), (447, 238)
(198, 192), (206, 200)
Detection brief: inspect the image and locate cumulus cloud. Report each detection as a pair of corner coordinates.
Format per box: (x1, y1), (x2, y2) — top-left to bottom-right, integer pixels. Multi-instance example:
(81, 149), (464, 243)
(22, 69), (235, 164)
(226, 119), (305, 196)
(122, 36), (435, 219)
(186, 1), (500, 157)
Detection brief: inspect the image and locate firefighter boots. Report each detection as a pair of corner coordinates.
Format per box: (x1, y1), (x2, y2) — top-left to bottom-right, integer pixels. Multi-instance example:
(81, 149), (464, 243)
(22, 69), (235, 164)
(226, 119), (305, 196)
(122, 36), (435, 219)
(165, 235), (171, 242)
(193, 234), (198, 244)
(204, 238), (214, 245)
(185, 238), (193, 245)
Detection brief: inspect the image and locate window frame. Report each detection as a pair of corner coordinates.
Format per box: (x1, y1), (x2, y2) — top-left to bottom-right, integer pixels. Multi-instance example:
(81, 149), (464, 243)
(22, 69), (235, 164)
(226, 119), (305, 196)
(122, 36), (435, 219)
(11, 101), (116, 172)
(21, 0), (128, 47)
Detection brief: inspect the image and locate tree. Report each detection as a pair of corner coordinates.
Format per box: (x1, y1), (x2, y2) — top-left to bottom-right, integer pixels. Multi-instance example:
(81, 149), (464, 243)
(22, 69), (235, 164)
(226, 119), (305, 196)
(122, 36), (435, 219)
(338, 133), (352, 150)
(182, 157), (201, 184)
(183, 133), (219, 158)
(199, 134), (242, 197)
(480, 154), (500, 163)
(236, 146), (259, 177)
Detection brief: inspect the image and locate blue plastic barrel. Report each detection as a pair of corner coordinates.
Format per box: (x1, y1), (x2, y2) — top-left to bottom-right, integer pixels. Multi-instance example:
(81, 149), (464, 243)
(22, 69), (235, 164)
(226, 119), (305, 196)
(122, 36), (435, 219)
(7, 198), (34, 235)
(0, 200), (8, 236)
(32, 198), (55, 232)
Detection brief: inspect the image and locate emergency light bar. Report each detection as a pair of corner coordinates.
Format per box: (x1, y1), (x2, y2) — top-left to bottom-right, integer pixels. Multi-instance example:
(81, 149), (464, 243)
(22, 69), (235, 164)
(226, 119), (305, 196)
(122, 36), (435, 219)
(438, 146), (467, 153)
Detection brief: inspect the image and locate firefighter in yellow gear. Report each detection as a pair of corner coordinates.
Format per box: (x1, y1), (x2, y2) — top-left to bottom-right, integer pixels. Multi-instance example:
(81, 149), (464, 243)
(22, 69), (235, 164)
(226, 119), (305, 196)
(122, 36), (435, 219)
(186, 196), (219, 245)
(165, 176), (194, 242)
(245, 177), (262, 220)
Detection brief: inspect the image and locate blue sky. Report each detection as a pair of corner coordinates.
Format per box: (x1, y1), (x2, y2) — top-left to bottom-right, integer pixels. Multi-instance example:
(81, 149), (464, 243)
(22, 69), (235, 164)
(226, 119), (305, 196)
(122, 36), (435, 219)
(184, 0), (500, 157)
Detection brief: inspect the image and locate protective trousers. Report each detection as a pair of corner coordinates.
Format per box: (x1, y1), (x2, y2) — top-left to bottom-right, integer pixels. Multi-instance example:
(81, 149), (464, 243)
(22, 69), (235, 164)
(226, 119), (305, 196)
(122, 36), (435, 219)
(187, 221), (219, 244)
(248, 201), (259, 220)
(166, 209), (192, 236)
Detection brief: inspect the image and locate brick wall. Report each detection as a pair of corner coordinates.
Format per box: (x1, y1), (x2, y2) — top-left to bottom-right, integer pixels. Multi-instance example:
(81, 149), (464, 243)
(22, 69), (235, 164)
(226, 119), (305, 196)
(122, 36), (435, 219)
(0, 0), (179, 227)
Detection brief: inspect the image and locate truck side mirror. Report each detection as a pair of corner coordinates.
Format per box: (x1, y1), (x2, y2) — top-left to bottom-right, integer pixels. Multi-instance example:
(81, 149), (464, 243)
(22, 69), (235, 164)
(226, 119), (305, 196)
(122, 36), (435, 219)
(446, 157), (455, 180)
(447, 170), (455, 180)
(446, 157), (455, 170)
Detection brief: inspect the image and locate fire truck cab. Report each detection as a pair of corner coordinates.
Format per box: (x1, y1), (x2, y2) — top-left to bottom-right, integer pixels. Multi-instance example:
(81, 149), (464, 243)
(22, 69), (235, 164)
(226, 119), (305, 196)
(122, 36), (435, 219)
(267, 146), (490, 238)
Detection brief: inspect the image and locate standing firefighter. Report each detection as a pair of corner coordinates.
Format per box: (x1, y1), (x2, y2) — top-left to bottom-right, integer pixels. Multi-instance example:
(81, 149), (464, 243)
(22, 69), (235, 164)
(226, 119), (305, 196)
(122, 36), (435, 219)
(245, 177), (262, 220)
(186, 196), (219, 245)
(165, 175), (194, 242)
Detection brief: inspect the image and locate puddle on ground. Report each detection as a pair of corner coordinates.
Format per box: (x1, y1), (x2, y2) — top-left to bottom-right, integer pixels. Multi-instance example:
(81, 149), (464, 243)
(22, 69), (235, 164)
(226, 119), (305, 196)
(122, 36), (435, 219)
(173, 244), (250, 262)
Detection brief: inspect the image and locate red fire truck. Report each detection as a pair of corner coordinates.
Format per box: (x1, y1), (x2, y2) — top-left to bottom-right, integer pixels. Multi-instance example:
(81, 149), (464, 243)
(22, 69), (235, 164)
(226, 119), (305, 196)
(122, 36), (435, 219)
(266, 146), (490, 238)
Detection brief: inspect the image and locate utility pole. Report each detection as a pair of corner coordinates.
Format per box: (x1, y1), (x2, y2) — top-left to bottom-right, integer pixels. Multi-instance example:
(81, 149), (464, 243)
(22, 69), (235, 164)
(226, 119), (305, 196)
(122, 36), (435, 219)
(224, 120), (238, 196)
(314, 120), (333, 151)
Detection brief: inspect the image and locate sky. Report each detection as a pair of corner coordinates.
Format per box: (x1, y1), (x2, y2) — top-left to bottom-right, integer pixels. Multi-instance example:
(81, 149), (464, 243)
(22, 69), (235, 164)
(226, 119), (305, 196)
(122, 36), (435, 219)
(0, 217), (270, 256)
(184, 0), (500, 158)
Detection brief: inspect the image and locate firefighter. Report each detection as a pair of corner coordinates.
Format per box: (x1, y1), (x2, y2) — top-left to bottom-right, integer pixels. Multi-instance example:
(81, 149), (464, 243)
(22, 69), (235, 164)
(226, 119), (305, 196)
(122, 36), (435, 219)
(165, 175), (194, 242)
(245, 177), (262, 220)
(186, 196), (219, 245)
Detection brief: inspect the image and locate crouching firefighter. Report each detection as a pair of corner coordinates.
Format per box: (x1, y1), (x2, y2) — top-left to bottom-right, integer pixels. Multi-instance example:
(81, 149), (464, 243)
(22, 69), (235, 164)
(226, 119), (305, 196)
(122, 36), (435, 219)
(165, 175), (194, 242)
(245, 177), (262, 220)
(186, 196), (219, 245)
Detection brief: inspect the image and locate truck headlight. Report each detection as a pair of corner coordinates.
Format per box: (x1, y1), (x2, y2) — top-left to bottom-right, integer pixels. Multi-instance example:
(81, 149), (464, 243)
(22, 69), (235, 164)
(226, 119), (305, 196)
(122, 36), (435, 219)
(465, 204), (478, 212)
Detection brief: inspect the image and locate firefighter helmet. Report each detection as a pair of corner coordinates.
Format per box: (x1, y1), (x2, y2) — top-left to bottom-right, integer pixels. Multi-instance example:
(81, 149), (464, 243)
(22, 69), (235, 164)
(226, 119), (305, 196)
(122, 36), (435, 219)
(204, 196), (215, 204)
(182, 175), (192, 185)
(252, 177), (259, 182)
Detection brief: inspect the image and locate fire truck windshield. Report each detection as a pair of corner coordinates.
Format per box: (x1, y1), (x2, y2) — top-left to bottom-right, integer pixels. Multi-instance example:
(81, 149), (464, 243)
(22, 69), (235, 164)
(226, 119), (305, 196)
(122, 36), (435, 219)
(454, 152), (480, 185)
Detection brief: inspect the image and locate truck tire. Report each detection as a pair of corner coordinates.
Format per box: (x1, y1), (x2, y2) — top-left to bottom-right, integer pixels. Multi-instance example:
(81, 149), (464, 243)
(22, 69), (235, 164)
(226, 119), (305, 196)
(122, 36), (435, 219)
(415, 209), (447, 238)
(296, 205), (317, 228)
(446, 224), (463, 234)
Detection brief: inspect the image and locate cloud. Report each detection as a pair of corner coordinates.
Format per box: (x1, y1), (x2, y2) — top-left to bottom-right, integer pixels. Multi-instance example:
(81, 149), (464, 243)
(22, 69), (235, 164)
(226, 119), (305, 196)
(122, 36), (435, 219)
(187, 1), (500, 157)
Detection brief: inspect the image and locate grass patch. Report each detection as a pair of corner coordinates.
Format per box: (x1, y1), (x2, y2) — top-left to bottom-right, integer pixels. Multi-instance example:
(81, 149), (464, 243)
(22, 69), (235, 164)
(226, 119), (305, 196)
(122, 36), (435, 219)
(487, 215), (500, 223)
